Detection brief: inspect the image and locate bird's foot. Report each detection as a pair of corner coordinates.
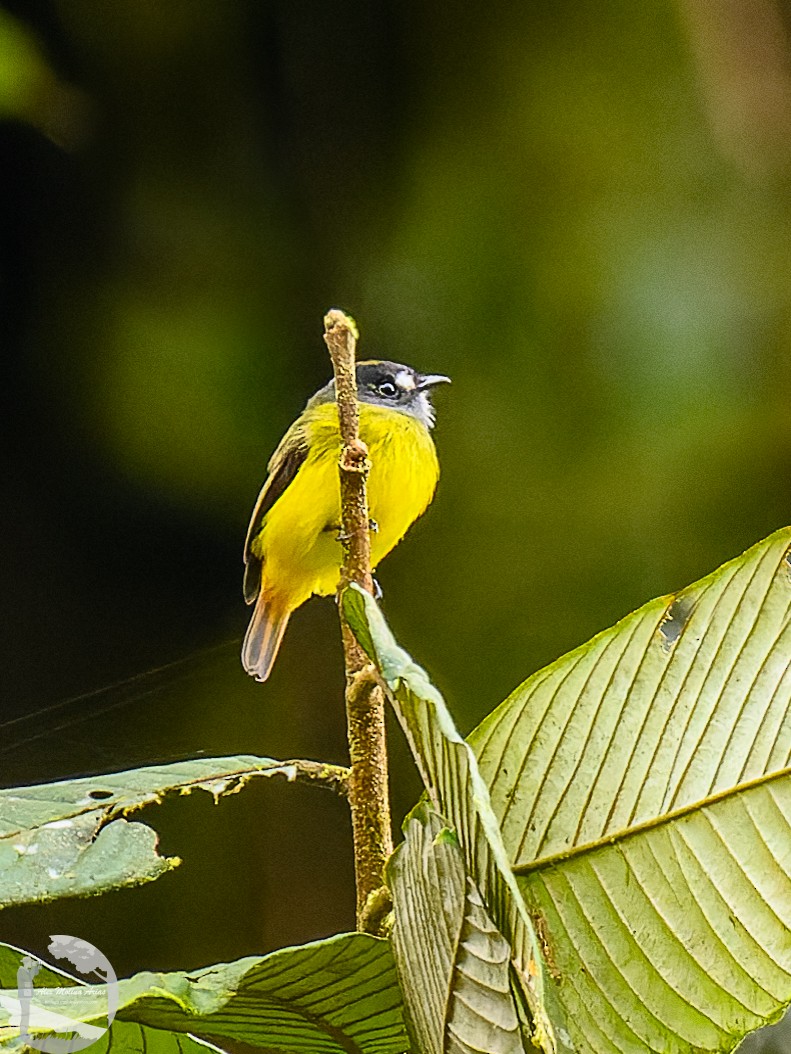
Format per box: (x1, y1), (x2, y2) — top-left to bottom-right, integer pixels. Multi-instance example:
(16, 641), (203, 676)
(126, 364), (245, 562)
(369, 519), (379, 533)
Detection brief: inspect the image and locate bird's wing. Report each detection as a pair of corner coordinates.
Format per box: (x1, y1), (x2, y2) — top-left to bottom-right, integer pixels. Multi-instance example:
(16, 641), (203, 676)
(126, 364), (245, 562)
(243, 420), (310, 603)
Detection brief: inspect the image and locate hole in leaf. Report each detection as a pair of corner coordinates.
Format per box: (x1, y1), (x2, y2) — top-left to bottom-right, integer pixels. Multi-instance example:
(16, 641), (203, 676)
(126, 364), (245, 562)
(658, 595), (694, 651)
(87, 789), (114, 801)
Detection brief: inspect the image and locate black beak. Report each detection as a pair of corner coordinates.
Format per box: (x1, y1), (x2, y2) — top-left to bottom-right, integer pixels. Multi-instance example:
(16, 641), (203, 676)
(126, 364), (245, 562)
(416, 373), (452, 390)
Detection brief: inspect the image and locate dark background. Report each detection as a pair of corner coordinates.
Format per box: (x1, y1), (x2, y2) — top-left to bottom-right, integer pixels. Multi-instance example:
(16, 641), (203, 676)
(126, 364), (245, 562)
(2, 0), (791, 1012)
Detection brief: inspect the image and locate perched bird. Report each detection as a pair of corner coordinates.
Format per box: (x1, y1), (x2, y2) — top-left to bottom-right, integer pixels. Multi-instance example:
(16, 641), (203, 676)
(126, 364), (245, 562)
(242, 360), (450, 681)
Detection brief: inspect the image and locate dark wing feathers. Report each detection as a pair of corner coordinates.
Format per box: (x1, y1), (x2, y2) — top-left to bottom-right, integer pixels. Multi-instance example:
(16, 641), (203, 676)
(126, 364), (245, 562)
(243, 421), (309, 604)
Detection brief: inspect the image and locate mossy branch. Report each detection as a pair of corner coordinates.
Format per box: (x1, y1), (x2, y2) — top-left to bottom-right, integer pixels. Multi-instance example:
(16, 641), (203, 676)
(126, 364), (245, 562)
(323, 308), (393, 934)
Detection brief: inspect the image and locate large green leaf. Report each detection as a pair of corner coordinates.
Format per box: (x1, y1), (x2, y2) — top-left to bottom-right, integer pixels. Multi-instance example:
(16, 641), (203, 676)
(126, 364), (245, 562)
(389, 803), (525, 1054)
(0, 941), (226, 1053)
(467, 526), (791, 1054)
(0, 933), (409, 1054)
(69, 1022), (228, 1054)
(343, 587), (562, 1054)
(0, 756), (300, 907)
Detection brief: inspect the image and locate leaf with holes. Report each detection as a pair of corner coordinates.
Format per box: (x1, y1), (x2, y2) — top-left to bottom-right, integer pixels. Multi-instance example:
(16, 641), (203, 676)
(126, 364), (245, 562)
(0, 755), (301, 907)
(0, 933), (409, 1054)
(389, 802), (527, 1054)
(343, 586), (564, 1054)
(467, 526), (791, 1054)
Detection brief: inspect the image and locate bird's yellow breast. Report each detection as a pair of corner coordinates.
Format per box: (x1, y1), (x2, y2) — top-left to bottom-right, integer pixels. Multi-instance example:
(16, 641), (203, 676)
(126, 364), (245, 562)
(255, 401), (439, 607)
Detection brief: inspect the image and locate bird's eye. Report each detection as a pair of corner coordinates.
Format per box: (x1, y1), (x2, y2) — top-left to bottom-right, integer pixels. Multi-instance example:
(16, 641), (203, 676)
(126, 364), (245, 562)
(378, 381), (398, 398)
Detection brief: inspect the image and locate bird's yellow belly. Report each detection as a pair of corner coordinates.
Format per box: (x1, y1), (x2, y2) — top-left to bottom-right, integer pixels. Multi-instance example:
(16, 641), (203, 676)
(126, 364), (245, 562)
(255, 403), (439, 607)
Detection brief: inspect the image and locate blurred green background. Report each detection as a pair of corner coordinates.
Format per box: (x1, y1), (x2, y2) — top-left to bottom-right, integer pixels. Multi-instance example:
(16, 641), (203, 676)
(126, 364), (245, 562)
(2, 0), (791, 991)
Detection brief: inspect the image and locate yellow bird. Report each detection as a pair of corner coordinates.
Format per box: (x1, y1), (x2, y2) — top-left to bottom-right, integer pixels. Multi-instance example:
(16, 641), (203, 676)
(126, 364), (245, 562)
(242, 360), (450, 681)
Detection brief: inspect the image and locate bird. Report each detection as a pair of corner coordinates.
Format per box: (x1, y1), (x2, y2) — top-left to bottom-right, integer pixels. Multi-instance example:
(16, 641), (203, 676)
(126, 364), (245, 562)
(242, 359), (450, 681)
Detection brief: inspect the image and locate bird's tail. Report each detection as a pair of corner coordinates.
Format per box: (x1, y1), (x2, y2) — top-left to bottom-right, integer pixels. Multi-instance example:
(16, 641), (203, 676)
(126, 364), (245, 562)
(242, 594), (291, 682)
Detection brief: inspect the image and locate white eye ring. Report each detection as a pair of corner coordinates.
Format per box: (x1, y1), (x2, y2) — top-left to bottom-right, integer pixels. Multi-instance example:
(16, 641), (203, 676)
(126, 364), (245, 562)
(378, 381), (398, 397)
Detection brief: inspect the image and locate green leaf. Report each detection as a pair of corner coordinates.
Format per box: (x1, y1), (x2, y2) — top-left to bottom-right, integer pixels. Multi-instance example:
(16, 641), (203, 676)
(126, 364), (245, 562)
(468, 526), (791, 1054)
(0, 933), (409, 1054)
(343, 587), (563, 1054)
(74, 1022), (228, 1054)
(389, 803), (526, 1054)
(0, 941), (225, 1053)
(0, 755), (299, 907)
(0, 941), (77, 988)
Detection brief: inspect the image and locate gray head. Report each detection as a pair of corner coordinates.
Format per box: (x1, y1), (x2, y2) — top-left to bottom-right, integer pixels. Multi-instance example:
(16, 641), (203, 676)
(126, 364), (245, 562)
(308, 359), (451, 429)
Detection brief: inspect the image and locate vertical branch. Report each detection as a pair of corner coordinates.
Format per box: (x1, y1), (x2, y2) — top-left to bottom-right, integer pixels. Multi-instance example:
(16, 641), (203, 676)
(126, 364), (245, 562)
(323, 308), (393, 933)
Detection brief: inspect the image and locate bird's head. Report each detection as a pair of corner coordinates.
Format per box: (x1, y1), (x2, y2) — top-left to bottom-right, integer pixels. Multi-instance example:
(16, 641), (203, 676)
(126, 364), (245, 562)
(310, 360), (450, 429)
